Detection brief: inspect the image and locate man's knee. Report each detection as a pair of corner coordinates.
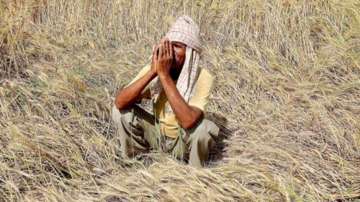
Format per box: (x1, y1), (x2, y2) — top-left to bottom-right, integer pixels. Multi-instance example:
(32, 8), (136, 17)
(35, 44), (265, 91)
(111, 105), (121, 124)
(186, 118), (220, 142)
(111, 105), (133, 126)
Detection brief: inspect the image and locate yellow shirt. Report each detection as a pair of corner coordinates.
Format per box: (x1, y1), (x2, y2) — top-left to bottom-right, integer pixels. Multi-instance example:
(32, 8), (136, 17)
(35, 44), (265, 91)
(126, 64), (214, 138)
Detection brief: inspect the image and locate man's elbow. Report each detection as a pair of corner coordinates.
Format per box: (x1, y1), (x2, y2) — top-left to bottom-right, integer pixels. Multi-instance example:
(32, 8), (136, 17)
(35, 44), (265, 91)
(115, 101), (126, 110)
(181, 121), (197, 130)
(180, 110), (204, 130)
(114, 92), (140, 110)
(114, 91), (128, 110)
(115, 98), (125, 110)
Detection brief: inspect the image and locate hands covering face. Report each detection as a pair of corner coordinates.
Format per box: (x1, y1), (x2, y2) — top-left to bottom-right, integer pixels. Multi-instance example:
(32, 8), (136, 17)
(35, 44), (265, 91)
(151, 38), (174, 76)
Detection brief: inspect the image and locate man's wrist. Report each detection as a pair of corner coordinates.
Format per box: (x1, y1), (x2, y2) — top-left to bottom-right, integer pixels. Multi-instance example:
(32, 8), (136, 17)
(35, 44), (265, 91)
(148, 69), (157, 79)
(158, 71), (169, 79)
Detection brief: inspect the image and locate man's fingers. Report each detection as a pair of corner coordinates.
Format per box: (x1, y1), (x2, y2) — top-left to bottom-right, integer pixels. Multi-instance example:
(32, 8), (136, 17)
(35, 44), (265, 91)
(152, 45), (157, 58)
(167, 40), (171, 57)
(160, 37), (166, 44)
(164, 40), (169, 56)
(169, 41), (174, 58)
(154, 45), (160, 61)
(162, 40), (166, 57)
(157, 38), (173, 59)
(159, 44), (164, 58)
(163, 40), (167, 56)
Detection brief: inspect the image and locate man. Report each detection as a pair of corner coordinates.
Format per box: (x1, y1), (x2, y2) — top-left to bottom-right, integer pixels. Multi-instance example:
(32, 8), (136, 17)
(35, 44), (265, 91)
(112, 16), (219, 168)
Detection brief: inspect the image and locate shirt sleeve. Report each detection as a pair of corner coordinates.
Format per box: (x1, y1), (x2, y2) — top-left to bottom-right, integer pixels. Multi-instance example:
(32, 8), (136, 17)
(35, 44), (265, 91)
(125, 64), (151, 87)
(125, 64), (152, 99)
(188, 69), (214, 111)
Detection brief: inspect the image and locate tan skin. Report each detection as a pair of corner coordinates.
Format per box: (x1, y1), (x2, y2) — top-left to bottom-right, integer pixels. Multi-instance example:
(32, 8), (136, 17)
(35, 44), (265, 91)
(115, 38), (203, 130)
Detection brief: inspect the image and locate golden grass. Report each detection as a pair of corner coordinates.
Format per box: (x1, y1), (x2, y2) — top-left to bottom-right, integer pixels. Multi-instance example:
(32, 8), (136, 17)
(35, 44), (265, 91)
(0, 0), (360, 201)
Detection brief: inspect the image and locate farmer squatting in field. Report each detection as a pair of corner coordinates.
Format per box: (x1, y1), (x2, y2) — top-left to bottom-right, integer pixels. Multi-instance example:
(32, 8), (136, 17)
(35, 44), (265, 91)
(112, 16), (219, 168)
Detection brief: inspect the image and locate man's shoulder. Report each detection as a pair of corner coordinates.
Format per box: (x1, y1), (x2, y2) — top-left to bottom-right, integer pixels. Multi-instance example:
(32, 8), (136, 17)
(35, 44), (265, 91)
(126, 63), (151, 87)
(198, 68), (215, 84)
(188, 67), (215, 111)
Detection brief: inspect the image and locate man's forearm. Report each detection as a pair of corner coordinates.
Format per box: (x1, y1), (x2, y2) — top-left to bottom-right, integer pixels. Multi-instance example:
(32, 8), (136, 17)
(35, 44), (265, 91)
(159, 73), (202, 129)
(115, 70), (156, 110)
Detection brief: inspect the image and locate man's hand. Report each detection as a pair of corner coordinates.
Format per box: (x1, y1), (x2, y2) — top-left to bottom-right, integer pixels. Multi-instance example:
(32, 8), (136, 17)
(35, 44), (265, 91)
(150, 44), (158, 76)
(154, 38), (173, 77)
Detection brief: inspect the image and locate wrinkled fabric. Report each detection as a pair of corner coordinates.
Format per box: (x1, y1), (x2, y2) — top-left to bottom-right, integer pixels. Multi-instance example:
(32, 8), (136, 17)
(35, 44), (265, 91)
(126, 64), (214, 139)
(111, 105), (219, 168)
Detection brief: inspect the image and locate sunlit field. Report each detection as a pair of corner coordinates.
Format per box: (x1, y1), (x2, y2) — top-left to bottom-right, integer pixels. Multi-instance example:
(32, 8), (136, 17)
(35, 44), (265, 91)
(1, 0), (359, 201)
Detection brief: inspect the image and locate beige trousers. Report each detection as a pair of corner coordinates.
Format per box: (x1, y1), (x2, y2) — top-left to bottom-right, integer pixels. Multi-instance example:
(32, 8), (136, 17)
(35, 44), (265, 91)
(111, 105), (219, 168)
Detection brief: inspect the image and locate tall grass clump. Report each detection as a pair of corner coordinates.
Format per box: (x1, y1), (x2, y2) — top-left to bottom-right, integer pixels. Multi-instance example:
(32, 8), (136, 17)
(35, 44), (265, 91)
(0, 0), (359, 201)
